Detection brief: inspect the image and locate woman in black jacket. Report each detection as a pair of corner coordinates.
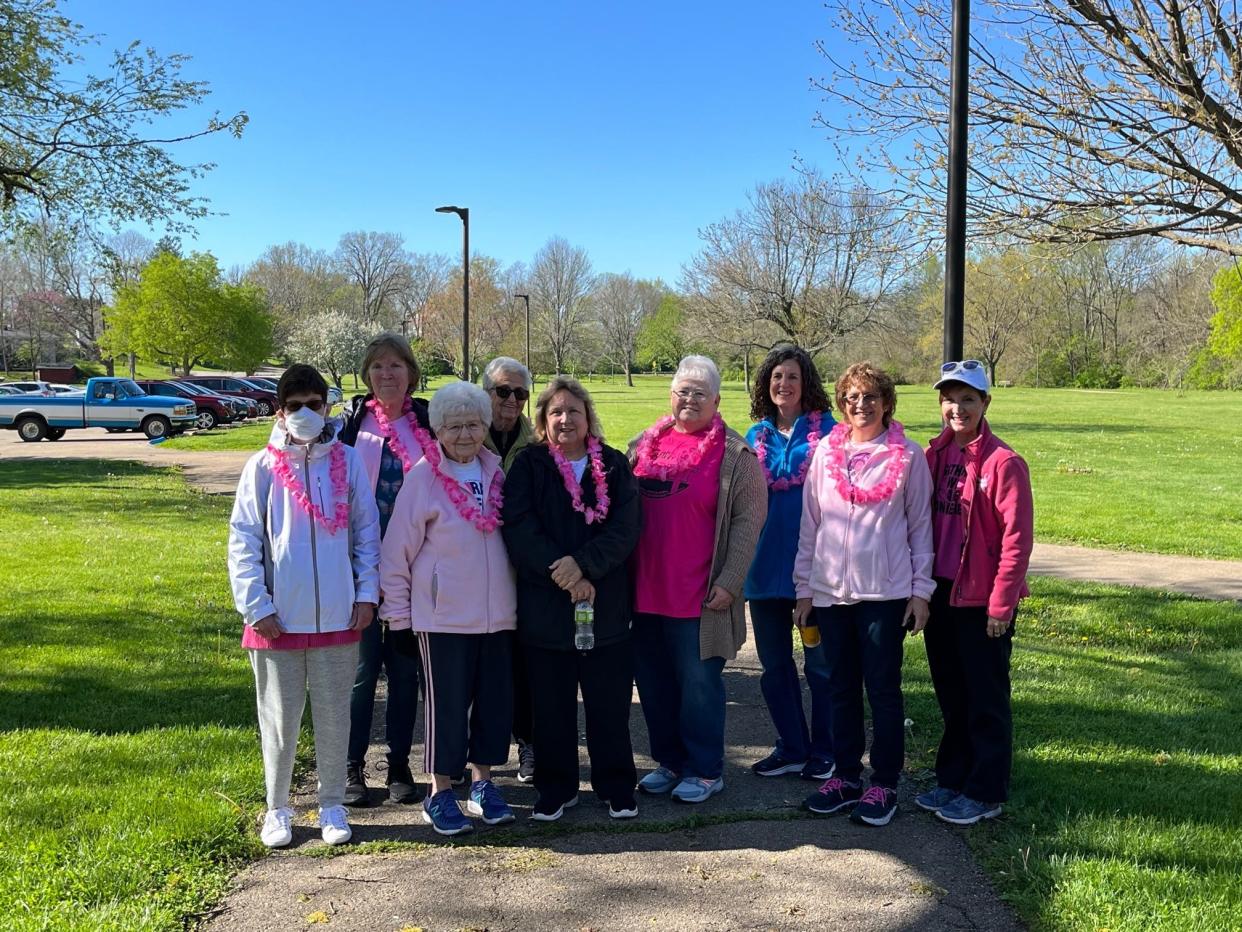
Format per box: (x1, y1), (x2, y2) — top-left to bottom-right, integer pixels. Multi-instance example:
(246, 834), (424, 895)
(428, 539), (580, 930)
(501, 376), (643, 822)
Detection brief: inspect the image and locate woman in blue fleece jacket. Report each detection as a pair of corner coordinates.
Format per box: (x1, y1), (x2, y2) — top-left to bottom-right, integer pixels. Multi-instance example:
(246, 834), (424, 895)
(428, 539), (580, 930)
(743, 345), (836, 781)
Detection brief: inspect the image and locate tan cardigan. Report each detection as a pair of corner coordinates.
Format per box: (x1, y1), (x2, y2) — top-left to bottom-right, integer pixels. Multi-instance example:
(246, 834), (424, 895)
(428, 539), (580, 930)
(629, 427), (767, 661)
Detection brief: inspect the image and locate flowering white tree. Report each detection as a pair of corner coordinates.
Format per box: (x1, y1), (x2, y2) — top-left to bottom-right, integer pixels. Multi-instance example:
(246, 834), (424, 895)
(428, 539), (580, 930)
(287, 309), (377, 388)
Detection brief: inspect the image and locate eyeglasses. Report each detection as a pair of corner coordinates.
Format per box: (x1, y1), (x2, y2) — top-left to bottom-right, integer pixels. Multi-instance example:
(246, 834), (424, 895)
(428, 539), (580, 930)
(490, 385), (529, 402)
(673, 388), (709, 402)
(440, 421), (486, 436)
(844, 392), (880, 407)
(283, 399), (325, 413)
(941, 360), (983, 373)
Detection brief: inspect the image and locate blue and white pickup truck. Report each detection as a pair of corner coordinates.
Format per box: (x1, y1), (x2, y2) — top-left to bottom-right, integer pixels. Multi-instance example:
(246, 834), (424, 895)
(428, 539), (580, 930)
(0, 377), (197, 441)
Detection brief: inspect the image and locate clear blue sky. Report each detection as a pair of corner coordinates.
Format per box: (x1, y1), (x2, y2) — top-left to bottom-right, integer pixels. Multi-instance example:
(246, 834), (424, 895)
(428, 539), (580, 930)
(66, 1), (851, 284)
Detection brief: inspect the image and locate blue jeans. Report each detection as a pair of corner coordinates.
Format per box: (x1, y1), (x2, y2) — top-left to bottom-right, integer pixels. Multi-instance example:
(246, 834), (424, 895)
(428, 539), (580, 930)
(817, 600), (907, 789)
(347, 619), (421, 765)
(632, 613), (726, 780)
(749, 598), (833, 762)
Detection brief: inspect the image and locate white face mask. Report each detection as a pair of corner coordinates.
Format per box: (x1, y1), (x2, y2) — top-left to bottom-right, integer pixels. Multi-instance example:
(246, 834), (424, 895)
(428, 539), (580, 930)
(283, 407), (325, 442)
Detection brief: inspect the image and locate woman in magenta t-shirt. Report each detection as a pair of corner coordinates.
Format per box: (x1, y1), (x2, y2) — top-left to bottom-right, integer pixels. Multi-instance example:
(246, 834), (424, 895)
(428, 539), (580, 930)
(628, 355), (766, 806)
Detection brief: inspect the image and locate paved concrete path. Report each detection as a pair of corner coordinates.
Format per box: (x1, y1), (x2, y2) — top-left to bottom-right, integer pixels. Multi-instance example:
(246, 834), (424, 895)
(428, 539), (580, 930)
(206, 635), (1021, 932)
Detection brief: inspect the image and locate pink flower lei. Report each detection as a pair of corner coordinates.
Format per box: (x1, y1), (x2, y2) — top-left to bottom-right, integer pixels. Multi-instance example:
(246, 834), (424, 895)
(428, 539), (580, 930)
(549, 435), (611, 524)
(266, 442), (351, 534)
(825, 420), (910, 505)
(754, 411), (823, 491)
(632, 413), (725, 481)
(367, 396), (431, 473)
(422, 437), (504, 534)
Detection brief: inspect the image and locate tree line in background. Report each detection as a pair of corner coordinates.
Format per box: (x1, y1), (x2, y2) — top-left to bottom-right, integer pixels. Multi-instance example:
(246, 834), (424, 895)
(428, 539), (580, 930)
(3, 0), (1242, 390)
(2, 167), (1240, 389)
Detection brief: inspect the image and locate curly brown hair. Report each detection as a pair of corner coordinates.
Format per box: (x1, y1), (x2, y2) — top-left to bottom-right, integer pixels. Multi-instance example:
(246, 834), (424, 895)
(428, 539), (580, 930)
(749, 345), (833, 423)
(835, 361), (897, 427)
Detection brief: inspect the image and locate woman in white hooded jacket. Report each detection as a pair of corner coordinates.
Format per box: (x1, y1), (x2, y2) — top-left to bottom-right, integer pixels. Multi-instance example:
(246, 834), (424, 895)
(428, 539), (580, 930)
(228, 365), (381, 849)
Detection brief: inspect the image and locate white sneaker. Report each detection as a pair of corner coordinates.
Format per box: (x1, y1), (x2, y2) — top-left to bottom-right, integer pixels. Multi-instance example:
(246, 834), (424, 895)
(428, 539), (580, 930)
(319, 805), (353, 845)
(260, 807), (293, 848)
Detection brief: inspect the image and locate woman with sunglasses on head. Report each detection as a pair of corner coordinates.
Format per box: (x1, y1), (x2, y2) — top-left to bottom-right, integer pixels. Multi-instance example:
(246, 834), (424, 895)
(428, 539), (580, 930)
(743, 345), (837, 783)
(794, 361), (934, 827)
(336, 333), (432, 809)
(481, 356), (538, 784)
(916, 361), (1033, 826)
(628, 355), (766, 804)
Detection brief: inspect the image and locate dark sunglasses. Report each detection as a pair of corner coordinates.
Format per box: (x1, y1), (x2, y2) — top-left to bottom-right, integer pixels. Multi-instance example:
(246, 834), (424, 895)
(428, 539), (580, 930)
(283, 398), (326, 413)
(491, 386), (530, 401)
(941, 360), (983, 372)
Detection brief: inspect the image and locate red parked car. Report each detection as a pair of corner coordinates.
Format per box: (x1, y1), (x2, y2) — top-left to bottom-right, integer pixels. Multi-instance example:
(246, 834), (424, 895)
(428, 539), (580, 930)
(136, 380), (236, 431)
(179, 376), (277, 417)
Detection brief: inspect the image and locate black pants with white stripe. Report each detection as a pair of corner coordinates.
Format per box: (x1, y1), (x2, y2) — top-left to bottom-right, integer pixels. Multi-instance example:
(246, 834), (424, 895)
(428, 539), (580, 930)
(417, 630), (514, 777)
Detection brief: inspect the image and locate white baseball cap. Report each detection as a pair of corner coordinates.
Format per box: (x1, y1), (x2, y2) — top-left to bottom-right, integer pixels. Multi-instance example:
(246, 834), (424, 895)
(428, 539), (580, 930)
(933, 360), (990, 393)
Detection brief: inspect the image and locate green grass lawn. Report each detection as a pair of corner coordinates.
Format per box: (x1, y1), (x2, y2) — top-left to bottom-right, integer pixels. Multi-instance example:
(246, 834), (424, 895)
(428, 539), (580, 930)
(3, 457), (1239, 929)
(898, 577), (1242, 930)
(166, 376), (1242, 559)
(0, 460), (265, 930)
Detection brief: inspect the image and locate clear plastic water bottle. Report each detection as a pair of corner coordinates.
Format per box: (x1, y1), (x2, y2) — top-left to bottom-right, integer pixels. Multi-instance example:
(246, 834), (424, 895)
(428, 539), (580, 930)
(573, 600), (595, 650)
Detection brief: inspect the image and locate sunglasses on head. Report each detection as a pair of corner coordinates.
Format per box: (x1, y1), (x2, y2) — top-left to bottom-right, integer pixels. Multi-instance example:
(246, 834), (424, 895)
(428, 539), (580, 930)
(491, 386), (529, 401)
(283, 398), (325, 413)
(941, 360), (983, 373)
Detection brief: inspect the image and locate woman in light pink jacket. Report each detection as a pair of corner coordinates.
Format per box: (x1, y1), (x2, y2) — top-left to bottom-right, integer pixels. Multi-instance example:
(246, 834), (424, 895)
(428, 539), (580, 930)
(793, 362), (933, 828)
(380, 381), (517, 837)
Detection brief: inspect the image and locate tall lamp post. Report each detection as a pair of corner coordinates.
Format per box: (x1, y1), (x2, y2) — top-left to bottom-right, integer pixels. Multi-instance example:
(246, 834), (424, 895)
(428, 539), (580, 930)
(513, 292), (531, 417)
(943, 0), (969, 363)
(435, 205), (470, 378)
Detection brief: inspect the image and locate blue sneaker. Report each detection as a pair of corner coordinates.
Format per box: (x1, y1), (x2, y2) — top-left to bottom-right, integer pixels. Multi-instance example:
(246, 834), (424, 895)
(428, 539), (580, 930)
(671, 776), (723, 803)
(936, 795), (1002, 825)
(421, 788), (473, 836)
(466, 779), (515, 825)
(849, 785), (898, 826)
(751, 751), (807, 777)
(638, 766), (681, 795)
(915, 786), (960, 812)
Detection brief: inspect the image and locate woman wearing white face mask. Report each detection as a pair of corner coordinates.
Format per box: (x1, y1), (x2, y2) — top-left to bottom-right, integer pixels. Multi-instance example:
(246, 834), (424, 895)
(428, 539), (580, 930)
(228, 364), (381, 849)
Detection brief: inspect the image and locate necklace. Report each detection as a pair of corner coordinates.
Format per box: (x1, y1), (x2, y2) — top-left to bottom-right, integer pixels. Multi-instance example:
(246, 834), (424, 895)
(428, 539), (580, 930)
(755, 411), (823, 491)
(422, 439), (504, 533)
(266, 442), (350, 533)
(366, 396), (431, 472)
(825, 421), (910, 505)
(632, 414), (724, 481)
(549, 436), (611, 524)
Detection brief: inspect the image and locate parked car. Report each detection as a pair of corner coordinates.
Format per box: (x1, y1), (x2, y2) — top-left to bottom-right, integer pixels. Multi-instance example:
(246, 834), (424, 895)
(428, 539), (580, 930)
(0, 385), (25, 395)
(179, 375), (277, 416)
(245, 376), (278, 392)
(0, 377), (196, 441)
(4, 380), (57, 395)
(136, 379), (235, 431)
(177, 383), (252, 421)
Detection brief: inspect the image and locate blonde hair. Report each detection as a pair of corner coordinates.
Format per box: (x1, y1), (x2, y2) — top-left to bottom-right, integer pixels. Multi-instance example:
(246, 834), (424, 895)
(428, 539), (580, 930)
(533, 376), (604, 443)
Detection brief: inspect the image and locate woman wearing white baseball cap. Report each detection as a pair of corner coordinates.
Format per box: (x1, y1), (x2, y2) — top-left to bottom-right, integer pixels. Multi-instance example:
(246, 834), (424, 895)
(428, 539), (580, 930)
(917, 360), (1034, 825)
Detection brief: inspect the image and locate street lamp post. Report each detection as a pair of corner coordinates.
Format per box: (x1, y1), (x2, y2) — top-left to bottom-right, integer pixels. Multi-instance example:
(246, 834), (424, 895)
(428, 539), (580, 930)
(943, 0), (969, 363)
(435, 205), (470, 378)
(514, 292), (531, 417)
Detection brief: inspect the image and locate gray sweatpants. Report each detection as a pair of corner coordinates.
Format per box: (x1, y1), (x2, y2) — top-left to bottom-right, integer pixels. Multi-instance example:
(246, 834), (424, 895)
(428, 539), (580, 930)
(250, 642), (358, 810)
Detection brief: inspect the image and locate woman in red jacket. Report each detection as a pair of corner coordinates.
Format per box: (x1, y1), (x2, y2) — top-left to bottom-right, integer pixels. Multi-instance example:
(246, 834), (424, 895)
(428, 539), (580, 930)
(918, 361), (1034, 826)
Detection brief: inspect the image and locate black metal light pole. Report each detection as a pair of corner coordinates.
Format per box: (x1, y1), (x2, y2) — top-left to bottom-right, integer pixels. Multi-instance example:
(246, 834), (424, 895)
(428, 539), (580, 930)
(943, 0), (969, 363)
(436, 205), (470, 378)
(513, 292), (531, 417)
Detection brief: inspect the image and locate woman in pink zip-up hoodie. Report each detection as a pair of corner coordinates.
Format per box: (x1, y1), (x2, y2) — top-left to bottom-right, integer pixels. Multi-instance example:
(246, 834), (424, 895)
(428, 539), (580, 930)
(793, 361), (934, 827)
(914, 360), (1033, 827)
(380, 381), (518, 837)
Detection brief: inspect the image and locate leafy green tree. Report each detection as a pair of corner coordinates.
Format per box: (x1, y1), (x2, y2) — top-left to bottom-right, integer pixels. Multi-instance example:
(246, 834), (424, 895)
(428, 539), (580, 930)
(1190, 265), (1242, 388)
(101, 252), (265, 376)
(1, 0), (246, 232)
(636, 294), (689, 372)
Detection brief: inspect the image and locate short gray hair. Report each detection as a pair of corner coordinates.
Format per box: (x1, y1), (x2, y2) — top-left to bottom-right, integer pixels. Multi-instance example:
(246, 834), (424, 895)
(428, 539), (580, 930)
(429, 381), (492, 432)
(482, 356), (533, 391)
(673, 354), (721, 396)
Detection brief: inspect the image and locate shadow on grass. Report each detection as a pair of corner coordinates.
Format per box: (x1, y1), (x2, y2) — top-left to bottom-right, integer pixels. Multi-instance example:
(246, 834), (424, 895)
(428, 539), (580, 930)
(0, 458), (183, 491)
